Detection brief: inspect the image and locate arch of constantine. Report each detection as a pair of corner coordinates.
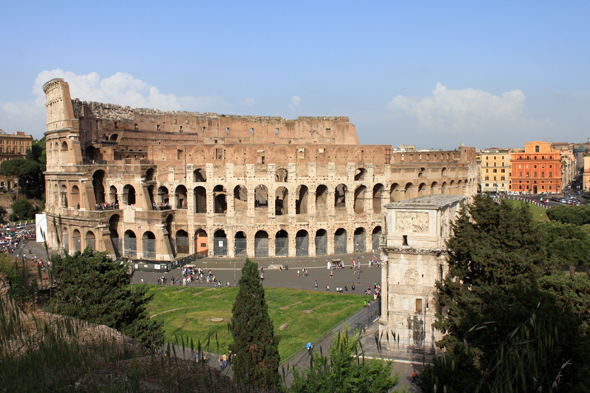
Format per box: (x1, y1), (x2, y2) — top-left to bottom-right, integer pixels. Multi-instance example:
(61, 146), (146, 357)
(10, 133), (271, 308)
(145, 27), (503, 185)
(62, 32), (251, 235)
(42, 78), (478, 260)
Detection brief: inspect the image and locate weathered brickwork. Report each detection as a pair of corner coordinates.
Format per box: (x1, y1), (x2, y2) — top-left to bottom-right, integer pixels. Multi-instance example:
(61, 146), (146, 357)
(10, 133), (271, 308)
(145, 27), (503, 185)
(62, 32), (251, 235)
(43, 78), (478, 260)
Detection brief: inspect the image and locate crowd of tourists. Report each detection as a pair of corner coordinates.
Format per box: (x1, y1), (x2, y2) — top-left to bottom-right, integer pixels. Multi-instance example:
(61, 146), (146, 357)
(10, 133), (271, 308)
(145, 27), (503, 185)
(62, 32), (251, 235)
(95, 202), (119, 210)
(152, 202), (171, 210)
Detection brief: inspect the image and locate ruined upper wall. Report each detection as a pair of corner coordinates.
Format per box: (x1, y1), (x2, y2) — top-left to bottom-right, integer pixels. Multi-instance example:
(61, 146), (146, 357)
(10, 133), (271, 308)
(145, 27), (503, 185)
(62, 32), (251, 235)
(72, 99), (359, 145)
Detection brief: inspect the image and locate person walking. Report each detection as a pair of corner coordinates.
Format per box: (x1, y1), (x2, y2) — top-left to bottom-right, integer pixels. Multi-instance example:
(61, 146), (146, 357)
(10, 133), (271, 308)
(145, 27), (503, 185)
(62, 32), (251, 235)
(412, 370), (417, 384)
(315, 280), (318, 290)
(330, 270), (333, 279)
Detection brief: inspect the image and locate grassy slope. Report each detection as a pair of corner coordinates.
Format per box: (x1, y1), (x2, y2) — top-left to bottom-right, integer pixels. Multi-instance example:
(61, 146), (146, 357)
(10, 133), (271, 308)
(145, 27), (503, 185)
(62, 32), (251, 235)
(502, 199), (549, 222)
(146, 286), (367, 361)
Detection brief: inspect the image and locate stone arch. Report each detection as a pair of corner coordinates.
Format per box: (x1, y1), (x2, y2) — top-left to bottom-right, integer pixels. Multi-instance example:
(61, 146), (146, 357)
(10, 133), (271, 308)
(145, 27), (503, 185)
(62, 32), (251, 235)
(254, 184), (268, 209)
(235, 231), (247, 257)
(315, 229), (328, 255)
(214, 229), (227, 256)
(405, 182), (417, 199)
(73, 229), (82, 252)
(142, 231), (156, 258)
(194, 168), (206, 182)
(372, 226), (382, 251)
(109, 185), (119, 205)
(418, 182), (428, 197)
(61, 184), (68, 208)
(354, 227), (366, 252)
(145, 168), (155, 181)
(62, 226), (69, 252)
(441, 181), (448, 195)
(296, 185), (309, 214)
(354, 185), (367, 214)
(71, 185), (80, 209)
(147, 184), (155, 206)
(275, 230), (289, 257)
(85, 146), (95, 162)
(255, 230), (269, 257)
(175, 229), (189, 254)
(92, 170), (106, 205)
(213, 185), (227, 213)
(275, 186), (288, 215)
(295, 229), (309, 256)
(354, 167), (366, 181)
(194, 186), (207, 213)
(431, 181), (440, 195)
(390, 183), (401, 202)
(110, 134), (118, 142)
(194, 229), (208, 254)
(373, 184), (384, 213)
(441, 167), (447, 176)
(86, 231), (96, 250)
(233, 185), (248, 212)
(123, 184), (136, 205)
(124, 230), (137, 258)
(175, 185), (187, 209)
(276, 168), (288, 182)
(334, 228), (347, 254)
(335, 184), (347, 208)
(316, 185), (328, 210)
(449, 180), (456, 195)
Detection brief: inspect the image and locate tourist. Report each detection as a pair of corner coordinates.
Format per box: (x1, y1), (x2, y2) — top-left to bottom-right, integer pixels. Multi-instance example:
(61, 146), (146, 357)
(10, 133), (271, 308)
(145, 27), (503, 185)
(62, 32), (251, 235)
(330, 270), (333, 279)
(315, 280), (318, 290)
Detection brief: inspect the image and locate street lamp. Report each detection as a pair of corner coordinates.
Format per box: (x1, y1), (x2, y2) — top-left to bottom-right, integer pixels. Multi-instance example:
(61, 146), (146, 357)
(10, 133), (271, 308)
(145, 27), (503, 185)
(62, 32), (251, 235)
(423, 300), (429, 367)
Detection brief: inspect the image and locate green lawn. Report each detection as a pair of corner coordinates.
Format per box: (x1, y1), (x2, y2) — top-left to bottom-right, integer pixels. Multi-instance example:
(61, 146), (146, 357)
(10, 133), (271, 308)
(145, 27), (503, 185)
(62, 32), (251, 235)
(502, 199), (549, 222)
(146, 286), (367, 361)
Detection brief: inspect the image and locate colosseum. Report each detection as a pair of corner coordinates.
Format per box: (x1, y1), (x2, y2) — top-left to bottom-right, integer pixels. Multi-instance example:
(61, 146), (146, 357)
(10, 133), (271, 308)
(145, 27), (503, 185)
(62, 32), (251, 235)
(42, 78), (478, 261)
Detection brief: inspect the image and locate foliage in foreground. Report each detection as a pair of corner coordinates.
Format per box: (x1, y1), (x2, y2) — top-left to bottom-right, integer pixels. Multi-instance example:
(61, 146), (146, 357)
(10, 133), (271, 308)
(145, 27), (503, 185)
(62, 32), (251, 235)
(290, 328), (399, 393)
(47, 247), (164, 348)
(230, 258), (282, 390)
(423, 195), (590, 392)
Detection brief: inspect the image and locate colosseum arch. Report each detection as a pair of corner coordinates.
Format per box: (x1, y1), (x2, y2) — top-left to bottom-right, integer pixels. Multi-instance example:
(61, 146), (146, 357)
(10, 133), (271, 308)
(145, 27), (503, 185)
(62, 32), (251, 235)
(354, 185), (367, 214)
(62, 226), (69, 252)
(316, 185), (328, 211)
(335, 184), (347, 208)
(441, 181), (448, 195)
(142, 231), (156, 258)
(334, 228), (347, 254)
(275, 230), (289, 256)
(73, 229), (82, 252)
(176, 230), (189, 254)
(158, 186), (169, 205)
(296, 185), (309, 215)
(431, 181), (440, 195)
(275, 186), (288, 215)
(109, 214), (121, 257)
(235, 231), (247, 257)
(390, 183), (401, 202)
(214, 229), (227, 256)
(194, 168), (207, 182)
(441, 167), (448, 176)
(147, 184), (155, 206)
(254, 185), (268, 209)
(175, 185), (187, 209)
(194, 229), (208, 254)
(372, 226), (382, 251)
(109, 185), (118, 205)
(193, 186), (206, 213)
(71, 185), (80, 208)
(145, 168), (155, 181)
(92, 170), (106, 205)
(61, 184), (68, 208)
(373, 184), (384, 213)
(255, 230), (269, 257)
(213, 185), (227, 214)
(233, 185), (247, 212)
(449, 180), (456, 195)
(418, 182), (428, 197)
(123, 185), (136, 206)
(296, 230), (309, 256)
(354, 167), (366, 181)
(354, 227), (366, 252)
(124, 230), (137, 258)
(60, 141), (69, 164)
(86, 231), (96, 250)
(315, 229), (328, 255)
(276, 168), (288, 182)
(405, 182), (417, 199)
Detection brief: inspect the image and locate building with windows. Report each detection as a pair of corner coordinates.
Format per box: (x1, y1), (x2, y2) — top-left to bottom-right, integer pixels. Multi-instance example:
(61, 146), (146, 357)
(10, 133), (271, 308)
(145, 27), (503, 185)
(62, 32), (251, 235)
(479, 148), (511, 193)
(42, 78), (478, 260)
(0, 129), (34, 190)
(510, 141), (562, 194)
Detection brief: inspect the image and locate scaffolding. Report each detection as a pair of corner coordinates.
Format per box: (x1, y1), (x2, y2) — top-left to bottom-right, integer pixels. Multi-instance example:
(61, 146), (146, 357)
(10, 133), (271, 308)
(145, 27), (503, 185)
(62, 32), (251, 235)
(295, 234), (309, 256)
(315, 233), (327, 255)
(255, 236), (269, 257)
(143, 239), (156, 258)
(275, 237), (289, 257)
(235, 238), (247, 257)
(214, 235), (228, 256)
(334, 231), (347, 254)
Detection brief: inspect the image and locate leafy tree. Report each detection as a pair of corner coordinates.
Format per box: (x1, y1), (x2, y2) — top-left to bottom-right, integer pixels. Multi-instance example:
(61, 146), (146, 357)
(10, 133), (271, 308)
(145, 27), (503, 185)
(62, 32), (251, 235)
(1, 158), (41, 199)
(290, 329), (399, 393)
(47, 247), (164, 348)
(539, 221), (590, 267)
(11, 199), (36, 220)
(229, 258), (281, 390)
(424, 195), (590, 392)
(547, 205), (590, 226)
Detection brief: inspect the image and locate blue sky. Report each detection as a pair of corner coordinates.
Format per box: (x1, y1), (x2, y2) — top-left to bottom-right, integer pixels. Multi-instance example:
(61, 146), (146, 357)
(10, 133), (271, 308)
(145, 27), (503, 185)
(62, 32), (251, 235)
(1, 1), (589, 149)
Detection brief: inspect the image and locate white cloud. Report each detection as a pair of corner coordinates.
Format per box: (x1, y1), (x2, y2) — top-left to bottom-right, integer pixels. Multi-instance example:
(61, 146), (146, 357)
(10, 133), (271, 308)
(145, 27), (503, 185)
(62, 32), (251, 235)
(289, 95), (301, 110)
(387, 83), (554, 138)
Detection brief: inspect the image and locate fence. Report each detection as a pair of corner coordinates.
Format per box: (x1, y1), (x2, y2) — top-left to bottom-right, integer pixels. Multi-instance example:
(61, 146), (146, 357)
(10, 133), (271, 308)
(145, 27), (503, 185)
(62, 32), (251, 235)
(255, 237), (269, 257)
(111, 237), (121, 257)
(63, 234), (69, 252)
(275, 237), (288, 257)
(295, 235), (309, 256)
(334, 232), (347, 254)
(143, 239), (156, 258)
(176, 236), (189, 254)
(177, 251), (208, 266)
(354, 233), (366, 253)
(235, 238), (247, 257)
(124, 237), (137, 258)
(214, 236), (228, 256)
(372, 232), (380, 252)
(315, 234), (327, 255)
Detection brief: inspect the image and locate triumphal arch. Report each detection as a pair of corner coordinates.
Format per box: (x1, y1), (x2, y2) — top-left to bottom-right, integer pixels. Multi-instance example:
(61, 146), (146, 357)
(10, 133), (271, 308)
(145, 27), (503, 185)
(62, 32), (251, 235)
(42, 78), (477, 261)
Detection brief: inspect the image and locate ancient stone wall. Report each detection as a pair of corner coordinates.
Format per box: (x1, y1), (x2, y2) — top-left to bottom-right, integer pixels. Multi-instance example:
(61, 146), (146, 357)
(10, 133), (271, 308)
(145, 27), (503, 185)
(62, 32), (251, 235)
(43, 79), (478, 261)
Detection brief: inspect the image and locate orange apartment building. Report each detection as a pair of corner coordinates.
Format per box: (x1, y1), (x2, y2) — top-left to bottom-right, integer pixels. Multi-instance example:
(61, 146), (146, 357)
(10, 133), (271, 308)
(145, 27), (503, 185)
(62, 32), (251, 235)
(510, 141), (562, 194)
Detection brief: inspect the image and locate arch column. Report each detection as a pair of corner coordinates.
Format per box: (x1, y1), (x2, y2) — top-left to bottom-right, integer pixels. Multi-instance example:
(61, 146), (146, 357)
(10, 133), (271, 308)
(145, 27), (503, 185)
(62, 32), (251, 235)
(187, 189), (195, 214)
(227, 187), (235, 218)
(228, 233), (235, 258)
(309, 231), (317, 257)
(269, 233), (276, 257)
(288, 186), (296, 221)
(247, 189), (255, 219)
(308, 191), (316, 216)
(346, 188), (354, 218)
(206, 187), (214, 216)
(327, 190), (335, 218)
(268, 189), (276, 219)
(288, 232), (296, 257)
(327, 229), (335, 255)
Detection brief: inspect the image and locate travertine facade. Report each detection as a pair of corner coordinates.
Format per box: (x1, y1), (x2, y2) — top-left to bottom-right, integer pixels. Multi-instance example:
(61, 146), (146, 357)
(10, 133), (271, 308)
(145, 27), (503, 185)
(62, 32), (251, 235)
(43, 78), (478, 260)
(379, 195), (465, 357)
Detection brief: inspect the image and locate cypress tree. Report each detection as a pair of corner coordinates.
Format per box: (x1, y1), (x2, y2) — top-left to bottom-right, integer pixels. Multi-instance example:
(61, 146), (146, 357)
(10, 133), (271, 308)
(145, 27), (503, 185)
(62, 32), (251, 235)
(230, 258), (281, 390)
